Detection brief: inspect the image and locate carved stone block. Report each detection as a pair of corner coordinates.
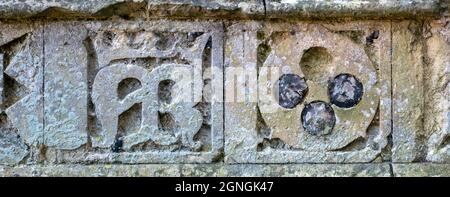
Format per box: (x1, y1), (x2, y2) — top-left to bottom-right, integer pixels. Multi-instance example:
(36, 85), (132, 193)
(225, 21), (391, 163)
(0, 22), (44, 165)
(392, 18), (450, 162)
(44, 21), (223, 164)
(44, 22), (89, 150)
(425, 18), (450, 162)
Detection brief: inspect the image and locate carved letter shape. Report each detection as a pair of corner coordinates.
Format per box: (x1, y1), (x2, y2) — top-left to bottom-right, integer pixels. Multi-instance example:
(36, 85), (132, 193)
(92, 63), (203, 151)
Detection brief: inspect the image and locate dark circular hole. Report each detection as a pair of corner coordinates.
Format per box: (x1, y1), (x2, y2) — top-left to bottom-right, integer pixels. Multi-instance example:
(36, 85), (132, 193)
(277, 73), (308, 109)
(301, 101), (336, 136)
(328, 73), (364, 108)
(111, 137), (123, 153)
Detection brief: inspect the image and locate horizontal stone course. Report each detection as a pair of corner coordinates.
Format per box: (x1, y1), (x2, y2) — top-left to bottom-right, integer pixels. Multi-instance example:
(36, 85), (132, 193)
(2, 163), (450, 177)
(0, 163), (392, 177)
(0, 0), (446, 19)
(393, 163), (450, 177)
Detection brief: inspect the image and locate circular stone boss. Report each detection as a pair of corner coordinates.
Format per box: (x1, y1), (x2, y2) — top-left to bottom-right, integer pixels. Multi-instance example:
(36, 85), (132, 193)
(301, 101), (336, 136)
(328, 73), (364, 108)
(277, 74), (309, 109)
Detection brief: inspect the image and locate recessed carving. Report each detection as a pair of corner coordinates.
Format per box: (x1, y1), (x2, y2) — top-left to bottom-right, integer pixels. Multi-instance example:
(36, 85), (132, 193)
(225, 21), (389, 163)
(118, 78), (142, 100)
(40, 21), (223, 164)
(158, 79), (175, 104)
(300, 47), (333, 83)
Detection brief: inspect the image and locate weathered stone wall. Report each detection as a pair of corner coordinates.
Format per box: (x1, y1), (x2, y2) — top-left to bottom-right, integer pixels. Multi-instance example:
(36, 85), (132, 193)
(0, 0), (448, 177)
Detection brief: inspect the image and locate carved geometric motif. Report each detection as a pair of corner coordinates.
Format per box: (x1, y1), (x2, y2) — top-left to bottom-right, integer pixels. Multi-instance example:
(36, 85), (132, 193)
(225, 21), (391, 163)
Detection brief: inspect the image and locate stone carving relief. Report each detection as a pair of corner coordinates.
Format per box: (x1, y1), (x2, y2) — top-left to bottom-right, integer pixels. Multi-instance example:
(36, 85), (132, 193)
(225, 21), (392, 163)
(43, 21), (223, 164)
(0, 19), (447, 167)
(0, 22), (43, 165)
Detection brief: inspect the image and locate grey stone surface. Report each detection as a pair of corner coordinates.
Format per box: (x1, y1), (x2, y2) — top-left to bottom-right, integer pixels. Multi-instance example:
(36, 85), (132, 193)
(393, 163), (450, 177)
(44, 21), (88, 150)
(0, 132), (28, 165)
(225, 21), (391, 163)
(146, 0), (264, 19)
(392, 21), (426, 162)
(392, 18), (450, 163)
(0, 0), (262, 19)
(265, 0), (443, 19)
(424, 17), (450, 163)
(0, 0), (446, 19)
(0, 163), (392, 177)
(4, 163), (450, 177)
(0, 0), (448, 177)
(0, 22), (43, 165)
(0, 0), (147, 19)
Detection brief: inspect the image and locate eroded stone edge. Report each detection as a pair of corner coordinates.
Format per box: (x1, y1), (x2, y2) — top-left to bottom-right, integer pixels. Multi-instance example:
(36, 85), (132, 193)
(0, 163), (391, 177)
(265, 0), (445, 19)
(3, 163), (450, 177)
(0, 0), (446, 19)
(393, 163), (450, 177)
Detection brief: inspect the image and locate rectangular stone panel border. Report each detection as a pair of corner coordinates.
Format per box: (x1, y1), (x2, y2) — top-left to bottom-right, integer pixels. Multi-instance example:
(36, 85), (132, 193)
(224, 20), (392, 164)
(41, 20), (224, 164)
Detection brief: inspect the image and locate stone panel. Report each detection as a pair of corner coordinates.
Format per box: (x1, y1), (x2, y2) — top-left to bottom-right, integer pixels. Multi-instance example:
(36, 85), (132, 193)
(424, 18), (450, 163)
(225, 21), (391, 163)
(392, 21), (426, 162)
(0, 22), (44, 165)
(44, 21), (89, 150)
(0, 163), (392, 177)
(43, 20), (223, 164)
(392, 18), (450, 163)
